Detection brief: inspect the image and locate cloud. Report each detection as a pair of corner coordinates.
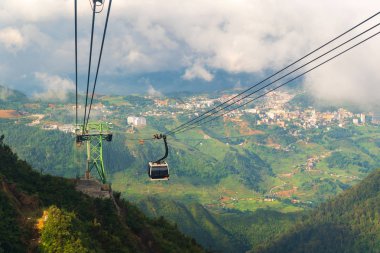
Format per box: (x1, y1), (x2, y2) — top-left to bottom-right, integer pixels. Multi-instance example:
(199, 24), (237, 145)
(0, 27), (26, 53)
(0, 0), (379, 106)
(183, 63), (214, 81)
(147, 85), (162, 97)
(304, 38), (380, 108)
(33, 72), (74, 101)
(0, 0), (85, 23)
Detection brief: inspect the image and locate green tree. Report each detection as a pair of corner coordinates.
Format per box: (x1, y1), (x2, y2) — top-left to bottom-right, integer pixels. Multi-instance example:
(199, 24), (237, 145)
(40, 206), (91, 253)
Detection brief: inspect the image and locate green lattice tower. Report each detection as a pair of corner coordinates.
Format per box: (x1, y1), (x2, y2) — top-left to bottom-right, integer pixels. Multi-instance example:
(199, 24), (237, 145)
(76, 122), (113, 184)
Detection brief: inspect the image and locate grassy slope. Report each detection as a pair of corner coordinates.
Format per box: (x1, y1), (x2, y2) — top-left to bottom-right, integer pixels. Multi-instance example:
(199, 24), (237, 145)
(4, 117), (380, 210)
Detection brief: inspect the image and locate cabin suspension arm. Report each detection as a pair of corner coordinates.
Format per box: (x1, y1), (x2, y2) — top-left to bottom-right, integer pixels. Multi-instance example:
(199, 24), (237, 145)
(153, 134), (168, 164)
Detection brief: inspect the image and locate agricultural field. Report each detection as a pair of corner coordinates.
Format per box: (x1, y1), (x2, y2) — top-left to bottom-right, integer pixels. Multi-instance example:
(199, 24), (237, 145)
(113, 120), (380, 212)
(0, 109), (21, 118)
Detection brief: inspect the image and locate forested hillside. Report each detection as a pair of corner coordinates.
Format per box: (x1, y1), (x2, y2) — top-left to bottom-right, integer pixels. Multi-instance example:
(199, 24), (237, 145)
(257, 168), (380, 253)
(0, 119), (273, 191)
(137, 197), (297, 253)
(0, 137), (205, 253)
(2, 89), (380, 252)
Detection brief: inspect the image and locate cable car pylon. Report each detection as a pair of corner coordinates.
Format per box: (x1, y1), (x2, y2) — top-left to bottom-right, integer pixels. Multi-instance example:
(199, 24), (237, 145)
(76, 122), (113, 188)
(73, 0), (113, 193)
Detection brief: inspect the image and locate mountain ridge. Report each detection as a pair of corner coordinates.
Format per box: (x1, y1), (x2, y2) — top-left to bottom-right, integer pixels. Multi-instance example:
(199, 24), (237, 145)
(257, 168), (380, 253)
(0, 137), (205, 253)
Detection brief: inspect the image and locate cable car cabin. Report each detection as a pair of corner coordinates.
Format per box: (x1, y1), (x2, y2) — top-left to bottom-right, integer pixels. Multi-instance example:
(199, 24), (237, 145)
(148, 161), (169, 180)
(148, 134), (169, 180)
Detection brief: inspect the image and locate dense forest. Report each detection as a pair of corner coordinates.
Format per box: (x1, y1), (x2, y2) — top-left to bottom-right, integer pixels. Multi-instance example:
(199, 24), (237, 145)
(256, 168), (380, 253)
(0, 137), (205, 252)
(137, 197), (297, 253)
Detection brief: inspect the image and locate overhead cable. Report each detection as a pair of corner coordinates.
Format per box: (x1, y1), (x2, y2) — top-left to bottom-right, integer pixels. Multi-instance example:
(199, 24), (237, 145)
(165, 11), (380, 136)
(86, 0), (113, 126)
(83, 3), (97, 130)
(168, 22), (380, 135)
(173, 30), (380, 135)
(74, 0), (78, 126)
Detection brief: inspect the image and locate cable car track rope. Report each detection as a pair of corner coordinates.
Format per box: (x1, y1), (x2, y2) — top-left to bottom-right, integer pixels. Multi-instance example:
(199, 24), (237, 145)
(173, 30), (380, 135)
(86, 0), (113, 127)
(74, 0), (78, 126)
(170, 27), (380, 135)
(83, 4), (96, 129)
(74, 0), (112, 130)
(162, 12), (380, 137)
(126, 26), (380, 142)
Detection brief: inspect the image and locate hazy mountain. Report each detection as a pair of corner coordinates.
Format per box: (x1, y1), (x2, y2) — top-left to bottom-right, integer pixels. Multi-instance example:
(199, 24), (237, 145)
(0, 85), (28, 102)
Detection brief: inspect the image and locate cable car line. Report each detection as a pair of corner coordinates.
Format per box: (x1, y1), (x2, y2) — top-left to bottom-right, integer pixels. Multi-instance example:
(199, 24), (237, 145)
(175, 31), (380, 134)
(167, 21), (380, 136)
(82, 3), (97, 131)
(86, 0), (113, 127)
(129, 19), (379, 140)
(164, 11), (380, 136)
(74, 0), (78, 126)
(173, 30), (380, 135)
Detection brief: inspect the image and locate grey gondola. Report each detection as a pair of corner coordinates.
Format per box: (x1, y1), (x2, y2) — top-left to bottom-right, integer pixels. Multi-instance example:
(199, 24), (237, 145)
(148, 134), (169, 180)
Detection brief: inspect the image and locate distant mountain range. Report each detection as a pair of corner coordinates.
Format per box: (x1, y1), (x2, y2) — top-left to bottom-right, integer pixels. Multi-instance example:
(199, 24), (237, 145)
(4, 68), (304, 98)
(70, 70), (259, 95)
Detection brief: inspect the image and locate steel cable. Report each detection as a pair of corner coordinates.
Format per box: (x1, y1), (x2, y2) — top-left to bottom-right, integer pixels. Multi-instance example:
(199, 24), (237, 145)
(165, 11), (380, 136)
(168, 22), (380, 135)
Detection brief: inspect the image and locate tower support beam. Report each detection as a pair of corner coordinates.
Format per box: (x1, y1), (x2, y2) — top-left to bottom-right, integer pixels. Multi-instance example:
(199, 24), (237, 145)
(76, 122), (112, 184)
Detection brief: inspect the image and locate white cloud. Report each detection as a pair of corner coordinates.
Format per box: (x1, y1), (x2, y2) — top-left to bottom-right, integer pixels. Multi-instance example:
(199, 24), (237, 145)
(0, 0), (87, 23)
(147, 85), (162, 97)
(183, 64), (214, 81)
(304, 38), (380, 108)
(33, 72), (74, 101)
(0, 27), (26, 52)
(21, 25), (52, 49)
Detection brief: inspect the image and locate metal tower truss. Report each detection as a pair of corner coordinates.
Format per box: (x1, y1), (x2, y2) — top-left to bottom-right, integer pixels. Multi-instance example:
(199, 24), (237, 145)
(76, 122), (112, 184)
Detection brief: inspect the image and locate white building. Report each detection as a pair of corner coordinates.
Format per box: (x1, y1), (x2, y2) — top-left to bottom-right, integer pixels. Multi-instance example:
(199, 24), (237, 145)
(59, 124), (76, 133)
(42, 124), (58, 130)
(244, 108), (258, 114)
(360, 113), (366, 124)
(127, 116), (147, 127)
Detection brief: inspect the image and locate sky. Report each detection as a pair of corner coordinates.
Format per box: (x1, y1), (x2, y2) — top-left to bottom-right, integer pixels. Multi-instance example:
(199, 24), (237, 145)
(0, 1), (380, 108)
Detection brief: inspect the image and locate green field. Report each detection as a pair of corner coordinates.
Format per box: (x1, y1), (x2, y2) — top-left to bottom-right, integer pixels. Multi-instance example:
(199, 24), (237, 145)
(111, 122), (380, 214)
